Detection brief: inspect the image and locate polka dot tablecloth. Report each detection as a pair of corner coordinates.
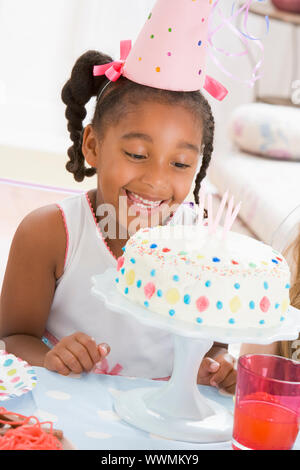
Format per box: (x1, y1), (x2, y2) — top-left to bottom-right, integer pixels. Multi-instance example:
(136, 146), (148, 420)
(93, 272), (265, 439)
(4, 367), (300, 450)
(0, 350), (37, 400)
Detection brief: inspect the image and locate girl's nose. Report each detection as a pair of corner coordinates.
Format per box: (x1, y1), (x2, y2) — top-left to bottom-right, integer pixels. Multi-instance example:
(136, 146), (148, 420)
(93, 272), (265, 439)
(140, 162), (170, 193)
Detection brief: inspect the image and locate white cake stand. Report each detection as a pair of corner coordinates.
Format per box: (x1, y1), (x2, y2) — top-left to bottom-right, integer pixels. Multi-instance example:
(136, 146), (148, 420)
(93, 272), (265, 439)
(91, 268), (300, 443)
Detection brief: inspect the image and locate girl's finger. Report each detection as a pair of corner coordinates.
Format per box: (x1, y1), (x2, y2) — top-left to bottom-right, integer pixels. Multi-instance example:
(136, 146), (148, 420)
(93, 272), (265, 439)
(46, 353), (71, 376)
(98, 343), (110, 358)
(209, 357), (235, 386)
(66, 341), (94, 371)
(216, 369), (237, 391)
(57, 347), (83, 374)
(74, 333), (102, 364)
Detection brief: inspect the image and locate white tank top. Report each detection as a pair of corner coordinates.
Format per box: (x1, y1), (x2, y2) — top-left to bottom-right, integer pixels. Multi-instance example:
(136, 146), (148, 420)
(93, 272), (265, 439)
(44, 192), (197, 379)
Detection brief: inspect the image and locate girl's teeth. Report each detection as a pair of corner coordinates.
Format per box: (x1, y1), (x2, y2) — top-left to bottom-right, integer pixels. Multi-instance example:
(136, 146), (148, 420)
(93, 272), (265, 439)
(130, 191), (162, 207)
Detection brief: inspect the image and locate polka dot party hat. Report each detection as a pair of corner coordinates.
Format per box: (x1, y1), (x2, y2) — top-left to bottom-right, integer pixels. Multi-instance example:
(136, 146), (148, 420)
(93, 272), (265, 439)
(93, 0), (266, 101)
(123, 0), (223, 96)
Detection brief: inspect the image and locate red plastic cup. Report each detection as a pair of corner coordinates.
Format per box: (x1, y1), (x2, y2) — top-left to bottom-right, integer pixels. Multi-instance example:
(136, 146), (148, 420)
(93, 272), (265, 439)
(232, 354), (300, 450)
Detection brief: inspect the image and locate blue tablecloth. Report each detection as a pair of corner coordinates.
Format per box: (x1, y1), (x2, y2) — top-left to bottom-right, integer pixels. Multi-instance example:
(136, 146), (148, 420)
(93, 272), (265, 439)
(3, 367), (300, 450)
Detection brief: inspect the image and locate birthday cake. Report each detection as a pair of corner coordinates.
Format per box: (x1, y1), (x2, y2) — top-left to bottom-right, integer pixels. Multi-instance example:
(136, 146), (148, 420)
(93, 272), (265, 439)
(115, 223), (291, 329)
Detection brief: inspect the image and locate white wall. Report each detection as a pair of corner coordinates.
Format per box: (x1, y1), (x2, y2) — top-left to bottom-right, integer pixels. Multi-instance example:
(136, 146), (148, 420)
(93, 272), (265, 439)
(0, 0), (298, 157)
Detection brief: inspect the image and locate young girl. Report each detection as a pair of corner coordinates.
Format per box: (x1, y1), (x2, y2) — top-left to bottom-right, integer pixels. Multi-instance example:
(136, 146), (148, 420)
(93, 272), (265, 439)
(0, 0), (244, 393)
(0, 49), (236, 392)
(240, 229), (300, 361)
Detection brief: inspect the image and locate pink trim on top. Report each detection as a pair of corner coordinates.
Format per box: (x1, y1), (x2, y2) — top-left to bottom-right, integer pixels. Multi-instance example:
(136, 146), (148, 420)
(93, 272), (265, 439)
(85, 192), (118, 262)
(56, 203), (69, 270)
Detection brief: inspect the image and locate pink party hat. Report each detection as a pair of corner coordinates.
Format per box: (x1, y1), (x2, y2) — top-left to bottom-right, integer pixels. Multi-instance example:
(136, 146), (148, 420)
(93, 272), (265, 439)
(123, 0), (219, 94)
(93, 0), (267, 101)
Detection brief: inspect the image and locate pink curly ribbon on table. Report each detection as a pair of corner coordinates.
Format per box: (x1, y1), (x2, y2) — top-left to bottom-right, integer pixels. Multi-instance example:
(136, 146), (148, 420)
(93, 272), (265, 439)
(93, 40), (132, 81)
(207, 0), (269, 87)
(93, 357), (123, 376)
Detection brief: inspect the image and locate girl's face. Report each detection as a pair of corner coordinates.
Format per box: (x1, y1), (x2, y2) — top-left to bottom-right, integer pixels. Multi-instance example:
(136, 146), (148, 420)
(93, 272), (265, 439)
(83, 100), (203, 238)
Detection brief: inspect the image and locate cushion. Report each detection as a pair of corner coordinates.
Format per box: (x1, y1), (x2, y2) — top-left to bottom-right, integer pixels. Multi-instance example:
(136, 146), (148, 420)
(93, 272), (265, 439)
(228, 103), (300, 161)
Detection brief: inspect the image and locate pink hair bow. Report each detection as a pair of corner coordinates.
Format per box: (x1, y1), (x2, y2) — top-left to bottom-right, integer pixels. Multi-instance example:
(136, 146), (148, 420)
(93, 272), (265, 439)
(93, 40), (132, 81)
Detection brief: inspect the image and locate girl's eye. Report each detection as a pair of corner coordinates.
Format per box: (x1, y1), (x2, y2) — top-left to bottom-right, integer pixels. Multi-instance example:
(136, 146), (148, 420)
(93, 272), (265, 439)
(125, 151), (146, 160)
(173, 162), (191, 169)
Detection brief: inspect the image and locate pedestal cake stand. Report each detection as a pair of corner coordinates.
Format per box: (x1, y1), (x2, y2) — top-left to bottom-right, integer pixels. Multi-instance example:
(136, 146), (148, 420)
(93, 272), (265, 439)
(91, 267), (300, 443)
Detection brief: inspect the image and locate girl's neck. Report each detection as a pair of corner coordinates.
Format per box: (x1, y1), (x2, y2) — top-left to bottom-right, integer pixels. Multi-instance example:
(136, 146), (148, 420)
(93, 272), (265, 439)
(87, 189), (129, 259)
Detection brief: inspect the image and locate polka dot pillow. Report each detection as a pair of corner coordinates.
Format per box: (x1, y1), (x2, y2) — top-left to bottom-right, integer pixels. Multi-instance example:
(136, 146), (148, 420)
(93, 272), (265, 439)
(228, 103), (300, 161)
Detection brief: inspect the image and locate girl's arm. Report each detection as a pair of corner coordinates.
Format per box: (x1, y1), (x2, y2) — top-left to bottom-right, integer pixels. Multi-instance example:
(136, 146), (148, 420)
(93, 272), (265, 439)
(0, 204), (66, 365)
(239, 342), (280, 356)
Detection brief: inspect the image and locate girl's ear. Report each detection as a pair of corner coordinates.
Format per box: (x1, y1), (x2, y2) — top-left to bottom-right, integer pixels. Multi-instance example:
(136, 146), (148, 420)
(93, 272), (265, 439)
(82, 124), (100, 168)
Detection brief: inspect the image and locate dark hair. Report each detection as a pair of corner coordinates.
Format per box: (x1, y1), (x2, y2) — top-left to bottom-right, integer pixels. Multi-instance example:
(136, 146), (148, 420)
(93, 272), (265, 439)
(61, 50), (215, 205)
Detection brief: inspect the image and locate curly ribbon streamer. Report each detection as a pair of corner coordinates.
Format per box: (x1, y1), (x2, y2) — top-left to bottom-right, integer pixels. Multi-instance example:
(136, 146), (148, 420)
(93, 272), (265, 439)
(93, 40), (132, 81)
(207, 0), (269, 87)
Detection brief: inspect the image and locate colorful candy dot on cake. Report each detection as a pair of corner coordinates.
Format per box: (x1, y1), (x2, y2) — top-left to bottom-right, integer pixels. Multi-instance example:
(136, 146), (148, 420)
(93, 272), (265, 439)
(120, 268), (125, 275)
(205, 280), (211, 287)
(249, 300), (255, 309)
(148, 12), (152, 19)
(157, 289), (163, 297)
(271, 259), (279, 264)
(162, 248), (171, 252)
(117, 256), (125, 271)
(276, 257), (283, 262)
(285, 283), (290, 289)
(234, 283), (240, 290)
(249, 262), (256, 268)
(150, 243), (158, 249)
(212, 257), (220, 263)
(179, 251), (188, 255)
(231, 260), (239, 265)
(142, 240), (149, 244)
(275, 302), (280, 309)
(196, 317), (203, 324)
(165, 288), (180, 305)
(144, 282), (156, 299)
(261, 261), (268, 265)
(198, 40), (202, 46)
(183, 294), (191, 305)
(281, 298), (289, 313)
(169, 309), (175, 316)
(263, 281), (269, 290)
(196, 296), (209, 312)
(136, 280), (142, 288)
(130, 258), (136, 264)
(260, 296), (270, 313)
(115, 277), (119, 283)
(197, 254), (204, 259)
(150, 269), (156, 277)
(230, 296), (242, 313)
(228, 318), (235, 324)
(216, 301), (223, 310)
(124, 287), (129, 294)
(125, 269), (135, 286)
(280, 316), (285, 322)
(173, 274), (180, 282)
(259, 320), (265, 325)
(144, 301), (149, 307)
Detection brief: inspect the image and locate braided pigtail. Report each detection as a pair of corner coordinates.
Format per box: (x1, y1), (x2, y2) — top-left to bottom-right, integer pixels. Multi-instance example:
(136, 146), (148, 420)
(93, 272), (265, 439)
(193, 94), (215, 206)
(61, 50), (113, 181)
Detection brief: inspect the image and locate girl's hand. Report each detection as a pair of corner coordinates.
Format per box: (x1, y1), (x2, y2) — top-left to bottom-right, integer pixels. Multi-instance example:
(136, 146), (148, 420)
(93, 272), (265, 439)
(44, 332), (110, 376)
(197, 351), (237, 395)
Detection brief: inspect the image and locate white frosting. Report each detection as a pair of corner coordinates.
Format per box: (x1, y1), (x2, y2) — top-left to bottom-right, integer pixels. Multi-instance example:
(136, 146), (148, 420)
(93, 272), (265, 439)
(116, 225), (291, 329)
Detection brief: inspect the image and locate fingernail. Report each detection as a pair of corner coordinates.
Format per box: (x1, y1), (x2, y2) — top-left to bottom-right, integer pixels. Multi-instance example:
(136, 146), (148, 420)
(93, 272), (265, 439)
(210, 362), (219, 372)
(211, 380), (217, 387)
(99, 344), (108, 355)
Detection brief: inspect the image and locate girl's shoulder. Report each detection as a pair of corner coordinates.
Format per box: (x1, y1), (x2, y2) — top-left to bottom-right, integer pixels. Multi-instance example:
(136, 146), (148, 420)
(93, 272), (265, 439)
(15, 203), (66, 280)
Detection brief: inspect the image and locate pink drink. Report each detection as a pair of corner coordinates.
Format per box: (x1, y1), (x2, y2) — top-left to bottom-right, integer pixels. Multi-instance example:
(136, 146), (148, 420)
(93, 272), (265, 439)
(233, 399), (299, 450)
(232, 355), (300, 450)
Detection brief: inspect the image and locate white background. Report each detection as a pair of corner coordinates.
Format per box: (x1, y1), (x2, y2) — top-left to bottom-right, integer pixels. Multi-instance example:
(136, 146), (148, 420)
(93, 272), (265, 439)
(0, 0), (298, 156)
